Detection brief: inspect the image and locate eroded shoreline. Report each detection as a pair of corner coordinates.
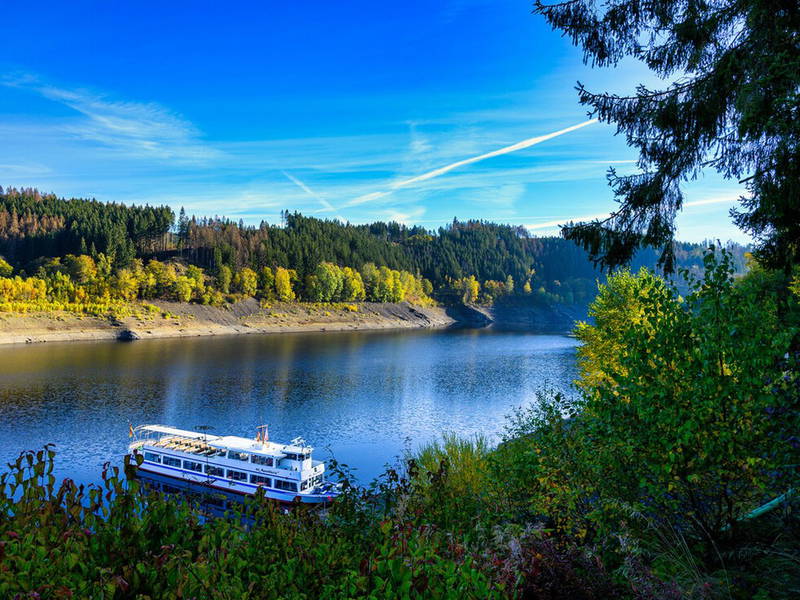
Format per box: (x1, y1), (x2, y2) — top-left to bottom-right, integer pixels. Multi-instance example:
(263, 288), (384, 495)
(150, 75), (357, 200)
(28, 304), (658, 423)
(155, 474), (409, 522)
(0, 300), (466, 346)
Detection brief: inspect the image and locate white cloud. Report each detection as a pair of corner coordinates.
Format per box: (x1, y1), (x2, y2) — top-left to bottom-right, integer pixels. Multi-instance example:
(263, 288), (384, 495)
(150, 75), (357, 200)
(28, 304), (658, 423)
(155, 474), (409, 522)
(0, 163), (52, 177)
(3, 75), (218, 163)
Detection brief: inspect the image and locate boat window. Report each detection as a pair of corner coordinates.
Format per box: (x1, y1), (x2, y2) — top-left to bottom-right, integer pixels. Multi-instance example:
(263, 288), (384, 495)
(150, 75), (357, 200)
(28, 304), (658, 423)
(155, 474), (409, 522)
(227, 451), (249, 461)
(274, 479), (298, 492)
(184, 460), (203, 472)
(162, 456), (182, 468)
(250, 474), (271, 486)
(300, 480), (310, 491)
(205, 465), (224, 477)
(283, 452), (309, 462)
(144, 452), (161, 463)
(227, 469), (248, 481)
(251, 455), (273, 466)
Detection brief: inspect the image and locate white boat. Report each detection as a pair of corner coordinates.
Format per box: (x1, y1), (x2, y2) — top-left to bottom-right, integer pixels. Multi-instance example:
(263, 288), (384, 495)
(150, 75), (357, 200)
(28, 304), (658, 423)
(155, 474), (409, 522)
(128, 424), (341, 505)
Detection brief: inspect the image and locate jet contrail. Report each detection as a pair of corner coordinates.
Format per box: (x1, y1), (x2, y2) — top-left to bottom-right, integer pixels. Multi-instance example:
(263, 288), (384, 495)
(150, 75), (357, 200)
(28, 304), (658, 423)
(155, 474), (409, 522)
(345, 119), (598, 207)
(525, 197), (737, 230)
(281, 170), (336, 212)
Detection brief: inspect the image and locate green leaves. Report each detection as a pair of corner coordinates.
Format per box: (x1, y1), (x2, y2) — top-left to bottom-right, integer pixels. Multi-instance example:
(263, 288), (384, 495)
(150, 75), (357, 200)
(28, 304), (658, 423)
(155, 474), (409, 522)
(560, 250), (799, 552)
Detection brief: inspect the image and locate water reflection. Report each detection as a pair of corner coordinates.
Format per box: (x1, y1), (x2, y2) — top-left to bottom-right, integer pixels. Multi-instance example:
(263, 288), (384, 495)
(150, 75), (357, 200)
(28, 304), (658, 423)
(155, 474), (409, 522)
(0, 329), (577, 485)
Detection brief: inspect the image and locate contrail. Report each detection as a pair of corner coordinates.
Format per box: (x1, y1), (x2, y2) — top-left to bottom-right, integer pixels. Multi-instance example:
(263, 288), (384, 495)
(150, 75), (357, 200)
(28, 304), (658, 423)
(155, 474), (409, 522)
(281, 170), (336, 212)
(346, 119), (598, 207)
(526, 196), (737, 230)
(526, 212), (611, 230)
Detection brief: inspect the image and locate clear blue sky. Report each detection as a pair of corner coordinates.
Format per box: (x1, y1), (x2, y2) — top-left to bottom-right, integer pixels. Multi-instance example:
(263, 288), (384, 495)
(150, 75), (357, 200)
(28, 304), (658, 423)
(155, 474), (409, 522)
(0, 0), (745, 241)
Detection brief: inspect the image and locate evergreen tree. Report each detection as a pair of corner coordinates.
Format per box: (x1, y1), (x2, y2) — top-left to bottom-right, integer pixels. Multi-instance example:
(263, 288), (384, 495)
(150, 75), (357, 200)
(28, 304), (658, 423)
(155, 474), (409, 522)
(535, 0), (800, 272)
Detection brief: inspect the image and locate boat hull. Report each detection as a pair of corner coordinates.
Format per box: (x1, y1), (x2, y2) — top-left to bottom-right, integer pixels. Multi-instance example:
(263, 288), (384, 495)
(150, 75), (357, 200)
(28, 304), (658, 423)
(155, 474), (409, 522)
(135, 461), (339, 505)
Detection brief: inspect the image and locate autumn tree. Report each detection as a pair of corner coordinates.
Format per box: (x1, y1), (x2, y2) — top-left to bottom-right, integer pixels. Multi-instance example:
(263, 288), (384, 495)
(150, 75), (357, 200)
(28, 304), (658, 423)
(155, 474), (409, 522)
(455, 276), (480, 304)
(233, 267), (258, 297)
(573, 268), (670, 391)
(63, 255), (97, 284)
(113, 269), (140, 301)
(341, 267), (366, 301)
(0, 257), (12, 277)
(173, 276), (194, 302)
(274, 267), (295, 302)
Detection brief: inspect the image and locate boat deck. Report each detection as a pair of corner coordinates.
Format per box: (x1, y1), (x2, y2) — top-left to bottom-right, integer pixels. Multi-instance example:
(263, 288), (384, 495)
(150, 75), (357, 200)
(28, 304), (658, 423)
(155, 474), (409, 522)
(150, 436), (226, 457)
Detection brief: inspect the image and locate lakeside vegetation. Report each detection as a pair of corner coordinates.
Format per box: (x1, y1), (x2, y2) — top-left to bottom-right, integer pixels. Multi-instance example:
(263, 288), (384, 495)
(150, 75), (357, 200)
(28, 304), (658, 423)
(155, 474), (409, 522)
(1, 250), (797, 599)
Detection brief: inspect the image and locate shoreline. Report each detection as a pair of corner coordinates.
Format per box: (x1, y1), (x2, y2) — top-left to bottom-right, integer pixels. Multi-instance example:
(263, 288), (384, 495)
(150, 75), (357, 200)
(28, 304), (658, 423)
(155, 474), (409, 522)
(0, 300), (468, 346)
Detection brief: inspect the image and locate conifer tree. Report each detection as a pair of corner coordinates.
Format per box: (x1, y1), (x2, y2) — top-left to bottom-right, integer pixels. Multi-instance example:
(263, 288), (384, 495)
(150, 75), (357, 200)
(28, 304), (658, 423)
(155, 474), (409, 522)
(535, 0), (800, 272)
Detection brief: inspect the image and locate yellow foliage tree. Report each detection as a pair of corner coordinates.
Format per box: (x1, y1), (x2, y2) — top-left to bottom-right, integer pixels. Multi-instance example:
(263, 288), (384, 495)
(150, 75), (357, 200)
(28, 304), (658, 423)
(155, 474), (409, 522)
(234, 267), (258, 297)
(274, 267), (295, 302)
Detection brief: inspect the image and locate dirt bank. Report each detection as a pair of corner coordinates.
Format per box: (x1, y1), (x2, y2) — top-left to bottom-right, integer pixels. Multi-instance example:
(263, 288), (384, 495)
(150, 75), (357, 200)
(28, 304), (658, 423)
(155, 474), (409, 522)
(0, 300), (459, 346)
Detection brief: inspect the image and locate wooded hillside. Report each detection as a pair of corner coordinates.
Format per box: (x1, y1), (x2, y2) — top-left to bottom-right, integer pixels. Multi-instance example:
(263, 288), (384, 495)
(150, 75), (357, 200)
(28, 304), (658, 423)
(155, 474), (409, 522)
(0, 186), (749, 307)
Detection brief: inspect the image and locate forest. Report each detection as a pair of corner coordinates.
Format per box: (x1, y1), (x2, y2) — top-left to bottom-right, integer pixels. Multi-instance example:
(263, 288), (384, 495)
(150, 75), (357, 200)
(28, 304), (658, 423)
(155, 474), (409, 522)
(0, 187), (748, 313)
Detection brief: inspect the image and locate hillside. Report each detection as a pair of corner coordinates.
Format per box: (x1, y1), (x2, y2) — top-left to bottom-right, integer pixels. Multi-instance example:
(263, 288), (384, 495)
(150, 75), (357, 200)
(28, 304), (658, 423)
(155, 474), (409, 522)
(0, 186), (750, 320)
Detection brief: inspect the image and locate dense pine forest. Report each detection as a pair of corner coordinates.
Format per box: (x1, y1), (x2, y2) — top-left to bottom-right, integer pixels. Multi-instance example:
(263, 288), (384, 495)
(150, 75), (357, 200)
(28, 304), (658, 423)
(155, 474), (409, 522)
(0, 187), (748, 313)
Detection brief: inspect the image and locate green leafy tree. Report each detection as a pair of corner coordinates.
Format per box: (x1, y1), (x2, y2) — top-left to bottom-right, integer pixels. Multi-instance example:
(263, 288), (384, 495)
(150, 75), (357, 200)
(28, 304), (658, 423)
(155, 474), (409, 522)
(360, 263), (380, 300)
(307, 262), (344, 302)
(535, 0), (800, 272)
(527, 252), (799, 555)
(216, 265), (232, 294)
(573, 268), (669, 391)
(258, 266), (275, 299)
(172, 276), (194, 303)
(422, 278), (433, 296)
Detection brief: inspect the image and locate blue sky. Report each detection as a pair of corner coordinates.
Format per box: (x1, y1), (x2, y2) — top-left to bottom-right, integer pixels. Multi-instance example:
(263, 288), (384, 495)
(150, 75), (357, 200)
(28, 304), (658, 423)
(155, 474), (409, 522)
(0, 0), (746, 242)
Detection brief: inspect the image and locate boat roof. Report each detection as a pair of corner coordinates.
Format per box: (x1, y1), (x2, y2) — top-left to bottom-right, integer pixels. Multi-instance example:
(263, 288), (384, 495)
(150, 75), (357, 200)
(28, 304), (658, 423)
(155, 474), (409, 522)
(135, 424), (312, 455)
(136, 424), (221, 441)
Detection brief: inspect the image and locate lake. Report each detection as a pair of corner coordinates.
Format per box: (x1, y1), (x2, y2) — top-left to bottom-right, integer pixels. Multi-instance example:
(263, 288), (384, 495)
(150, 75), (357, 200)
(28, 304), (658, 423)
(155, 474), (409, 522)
(0, 328), (578, 485)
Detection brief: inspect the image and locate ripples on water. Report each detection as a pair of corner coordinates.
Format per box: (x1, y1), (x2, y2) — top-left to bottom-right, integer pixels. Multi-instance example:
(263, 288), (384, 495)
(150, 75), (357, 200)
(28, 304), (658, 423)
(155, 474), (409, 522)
(0, 328), (578, 484)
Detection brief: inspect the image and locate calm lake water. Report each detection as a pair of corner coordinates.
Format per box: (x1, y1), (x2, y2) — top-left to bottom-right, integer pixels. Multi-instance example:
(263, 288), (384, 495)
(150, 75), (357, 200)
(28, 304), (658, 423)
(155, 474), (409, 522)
(0, 329), (577, 485)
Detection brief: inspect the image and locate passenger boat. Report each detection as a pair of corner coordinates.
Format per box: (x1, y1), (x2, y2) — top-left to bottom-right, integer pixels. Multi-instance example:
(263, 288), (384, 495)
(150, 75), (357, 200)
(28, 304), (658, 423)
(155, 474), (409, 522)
(128, 424), (341, 505)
